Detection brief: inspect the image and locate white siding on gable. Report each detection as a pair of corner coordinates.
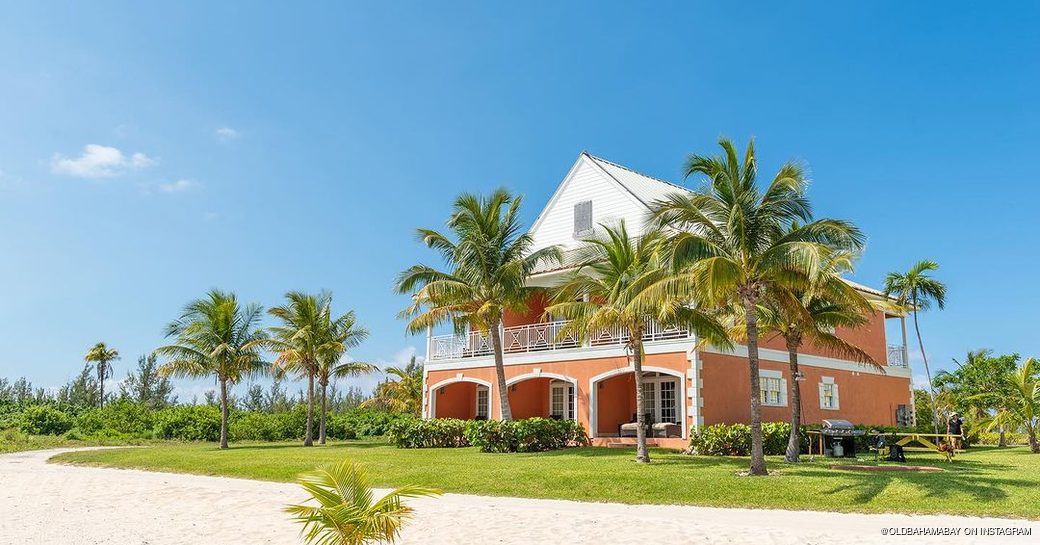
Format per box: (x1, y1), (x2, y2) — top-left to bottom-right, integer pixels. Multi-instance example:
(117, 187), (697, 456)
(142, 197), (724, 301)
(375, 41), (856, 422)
(528, 156), (652, 251)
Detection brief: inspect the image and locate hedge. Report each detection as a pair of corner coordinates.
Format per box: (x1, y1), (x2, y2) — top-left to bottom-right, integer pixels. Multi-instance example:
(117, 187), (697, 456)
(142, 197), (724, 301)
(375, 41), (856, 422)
(688, 422), (809, 456)
(388, 417), (588, 452)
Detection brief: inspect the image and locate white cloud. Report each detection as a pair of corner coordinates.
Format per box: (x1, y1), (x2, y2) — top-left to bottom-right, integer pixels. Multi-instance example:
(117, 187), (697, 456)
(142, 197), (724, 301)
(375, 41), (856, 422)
(214, 126), (241, 141)
(158, 178), (200, 193)
(51, 144), (156, 178)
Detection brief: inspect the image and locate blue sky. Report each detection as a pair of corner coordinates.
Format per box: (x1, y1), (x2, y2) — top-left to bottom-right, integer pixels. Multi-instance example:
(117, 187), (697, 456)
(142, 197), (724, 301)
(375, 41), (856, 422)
(1, 2), (1037, 398)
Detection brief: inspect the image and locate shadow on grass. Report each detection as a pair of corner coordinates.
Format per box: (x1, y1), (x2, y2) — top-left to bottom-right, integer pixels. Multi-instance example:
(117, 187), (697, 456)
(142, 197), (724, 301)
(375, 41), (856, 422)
(795, 465), (1035, 505)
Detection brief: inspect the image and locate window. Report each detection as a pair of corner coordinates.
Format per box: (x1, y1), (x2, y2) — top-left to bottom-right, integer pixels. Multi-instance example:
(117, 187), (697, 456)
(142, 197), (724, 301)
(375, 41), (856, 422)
(573, 200), (593, 237)
(642, 381), (656, 416)
(819, 378), (839, 410)
(659, 380), (677, 424)
(760, 376), (785, 406)
(550, 382), (574, 420)
(475, 386), (489, 419)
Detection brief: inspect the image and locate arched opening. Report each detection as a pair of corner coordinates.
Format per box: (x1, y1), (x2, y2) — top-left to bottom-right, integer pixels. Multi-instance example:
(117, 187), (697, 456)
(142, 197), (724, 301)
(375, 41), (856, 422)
(506, 373), (577, 421)
(430, 379), (492, 420)
(591, 369), (684, 438)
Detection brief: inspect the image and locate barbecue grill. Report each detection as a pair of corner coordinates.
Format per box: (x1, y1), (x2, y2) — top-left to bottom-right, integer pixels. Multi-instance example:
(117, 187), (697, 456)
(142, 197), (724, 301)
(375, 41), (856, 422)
(818, 419), (864, 458)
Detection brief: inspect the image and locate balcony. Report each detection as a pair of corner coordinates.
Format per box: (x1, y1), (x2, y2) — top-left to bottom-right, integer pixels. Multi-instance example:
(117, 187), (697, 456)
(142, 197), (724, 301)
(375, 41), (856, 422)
(887, 344), (909, 367)
(428, 319), (692, 362)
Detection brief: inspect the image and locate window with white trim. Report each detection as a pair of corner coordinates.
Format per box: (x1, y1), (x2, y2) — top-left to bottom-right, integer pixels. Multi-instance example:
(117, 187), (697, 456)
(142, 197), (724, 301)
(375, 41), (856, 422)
(642, 381), (656, 416)
(475, 386), (489, 419)
(550, 381), (574, 420)
(759, 370), (787, 407)
(659, 380), (677, 423)
(819, 377), (839, 410)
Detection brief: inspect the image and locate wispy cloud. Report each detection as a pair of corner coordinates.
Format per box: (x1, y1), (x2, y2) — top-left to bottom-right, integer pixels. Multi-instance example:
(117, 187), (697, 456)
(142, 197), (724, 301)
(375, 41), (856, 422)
(158, 178), (200, 193)
(214, 126), (241, 141)
(51, 144), (156, 178)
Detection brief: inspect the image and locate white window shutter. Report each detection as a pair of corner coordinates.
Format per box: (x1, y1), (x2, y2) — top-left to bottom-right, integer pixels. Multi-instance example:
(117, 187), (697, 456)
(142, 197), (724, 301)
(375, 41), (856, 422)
(832, 384), (840, 410)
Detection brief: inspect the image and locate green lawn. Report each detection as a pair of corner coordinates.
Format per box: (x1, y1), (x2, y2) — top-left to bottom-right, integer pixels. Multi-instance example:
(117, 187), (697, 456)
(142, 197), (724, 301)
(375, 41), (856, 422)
(52, 440), (1040, 519)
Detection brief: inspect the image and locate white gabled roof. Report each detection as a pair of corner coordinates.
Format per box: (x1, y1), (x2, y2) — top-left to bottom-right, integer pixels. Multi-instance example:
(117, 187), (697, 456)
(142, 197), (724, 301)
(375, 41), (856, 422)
(526, 151), (893, 299)
(583, 153), (691, 208)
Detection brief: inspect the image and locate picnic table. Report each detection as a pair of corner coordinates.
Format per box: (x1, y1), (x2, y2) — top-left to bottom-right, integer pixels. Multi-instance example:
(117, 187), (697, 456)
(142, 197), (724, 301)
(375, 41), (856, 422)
(871, 432), (965, 461)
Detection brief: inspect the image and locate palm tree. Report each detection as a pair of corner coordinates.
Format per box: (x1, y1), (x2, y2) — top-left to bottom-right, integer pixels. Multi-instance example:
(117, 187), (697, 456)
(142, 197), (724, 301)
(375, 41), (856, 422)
(984, 358), (1040, 453)
(935, 349), (1018, 446)
(285, 461), (442, 545)
(546, 222), (730, 463)
(154, 290), (267, 449)
(396, 189), (560, 421)
(84, 342), (119, 408)
(650, 137), (864, 475)
(883, 260), (947, 434)
(316, 309), (377, 445)
(268, 291), (334, 447)
(744, 251), (879, 463)
(363, 356), (424, 416)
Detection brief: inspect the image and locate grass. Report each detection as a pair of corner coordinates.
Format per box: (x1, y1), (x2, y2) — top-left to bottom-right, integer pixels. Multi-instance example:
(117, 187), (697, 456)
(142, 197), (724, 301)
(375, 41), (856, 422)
(51, 440), (1040, 519)
(0, 429), (156, 454)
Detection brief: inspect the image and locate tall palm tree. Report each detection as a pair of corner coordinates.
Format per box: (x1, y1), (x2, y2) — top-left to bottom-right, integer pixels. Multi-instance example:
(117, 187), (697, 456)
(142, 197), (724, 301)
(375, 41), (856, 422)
(154, 290), (267, 449)
(883, 260), (947, 434)
(285, 461), (442, 545)
(744, 251), (879, 463)
(268, 291), (334, 447)
(363, 356), (424, 416)
(84, 342), (119, 408)
(396, 189), (560, 421)
(546, 222), (730, 463)
(984, 358), (1040, 453)
(316, 310), (377, 445)
(650, 137), (864, 475)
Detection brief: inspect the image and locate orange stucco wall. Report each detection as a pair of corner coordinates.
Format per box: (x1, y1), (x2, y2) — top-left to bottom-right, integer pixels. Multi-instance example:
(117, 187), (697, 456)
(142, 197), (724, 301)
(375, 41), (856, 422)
(425, 351), (690, 436)
(431, 381), (478, 419)
(699, 352), (911, 427)
(503, 292), (550, 327)
(596, 373), (638, 434)
(508, 378), (550, 419)
(759, 309), (890, 366)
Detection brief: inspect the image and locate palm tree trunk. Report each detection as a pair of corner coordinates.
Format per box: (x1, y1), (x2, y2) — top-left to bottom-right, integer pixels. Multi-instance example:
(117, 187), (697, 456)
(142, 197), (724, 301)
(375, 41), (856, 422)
(488, 322), (512, 421)
(304, 371), (315, 447)
(319, 379), (328, 445)
(999, 426), (1007, 448)
(785, 337), (801, 463)
(1029, 430), (1039, 454)
(632, 336), (650, 464)
(743, 295), (768, 476)
(912, 309), (940, 435)
(219, 378), (229, 449)
(98, 362), (105, 409)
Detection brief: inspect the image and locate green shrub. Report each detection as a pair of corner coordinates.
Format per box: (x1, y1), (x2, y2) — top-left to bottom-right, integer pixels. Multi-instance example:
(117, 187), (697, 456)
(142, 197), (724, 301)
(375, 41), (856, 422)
(388, 417), (469, 448)
(464, 418), (589, 453)
(75, 400), (154, 438)
(463, 420), (512, 452)
(689, 422), (810, 456)
(975, 431), (1027, 446)
(334, 408), (408, 437)
(230, 407), (308, 441)
(152, 405), (221, 441)
(18, 405), (74, 435)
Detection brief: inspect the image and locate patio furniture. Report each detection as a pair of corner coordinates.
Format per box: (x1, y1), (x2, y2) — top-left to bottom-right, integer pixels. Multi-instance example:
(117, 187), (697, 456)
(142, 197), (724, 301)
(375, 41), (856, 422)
(651, 422), (681, 438)
(618, 413), (653, 438)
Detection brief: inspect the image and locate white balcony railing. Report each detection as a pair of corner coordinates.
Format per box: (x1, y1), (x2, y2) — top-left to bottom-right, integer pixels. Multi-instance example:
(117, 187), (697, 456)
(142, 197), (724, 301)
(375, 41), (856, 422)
(428, 319), (691, 362)
(887, 344), (909, 367)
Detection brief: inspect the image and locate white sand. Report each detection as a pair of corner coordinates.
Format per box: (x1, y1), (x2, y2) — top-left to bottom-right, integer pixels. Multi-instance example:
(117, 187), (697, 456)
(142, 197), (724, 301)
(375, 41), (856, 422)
(1, 448), (1037, 545)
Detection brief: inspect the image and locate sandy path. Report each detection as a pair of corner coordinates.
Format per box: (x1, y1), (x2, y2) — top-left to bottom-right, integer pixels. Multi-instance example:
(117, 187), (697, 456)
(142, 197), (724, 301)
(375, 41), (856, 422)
(1, 448), (1037, 545)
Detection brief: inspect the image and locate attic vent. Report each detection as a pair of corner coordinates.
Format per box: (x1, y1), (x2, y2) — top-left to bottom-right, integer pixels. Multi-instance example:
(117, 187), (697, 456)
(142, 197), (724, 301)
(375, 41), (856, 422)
(573, 200), (593, 238)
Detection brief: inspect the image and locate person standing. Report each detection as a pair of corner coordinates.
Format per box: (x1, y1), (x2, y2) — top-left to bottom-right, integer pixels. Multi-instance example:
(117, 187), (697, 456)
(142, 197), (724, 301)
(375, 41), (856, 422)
(947, 412), (964, 450)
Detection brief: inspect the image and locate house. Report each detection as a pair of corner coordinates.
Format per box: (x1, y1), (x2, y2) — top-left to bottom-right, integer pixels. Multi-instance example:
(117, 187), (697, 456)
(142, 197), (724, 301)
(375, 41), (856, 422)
(420, 152), (915, 448)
